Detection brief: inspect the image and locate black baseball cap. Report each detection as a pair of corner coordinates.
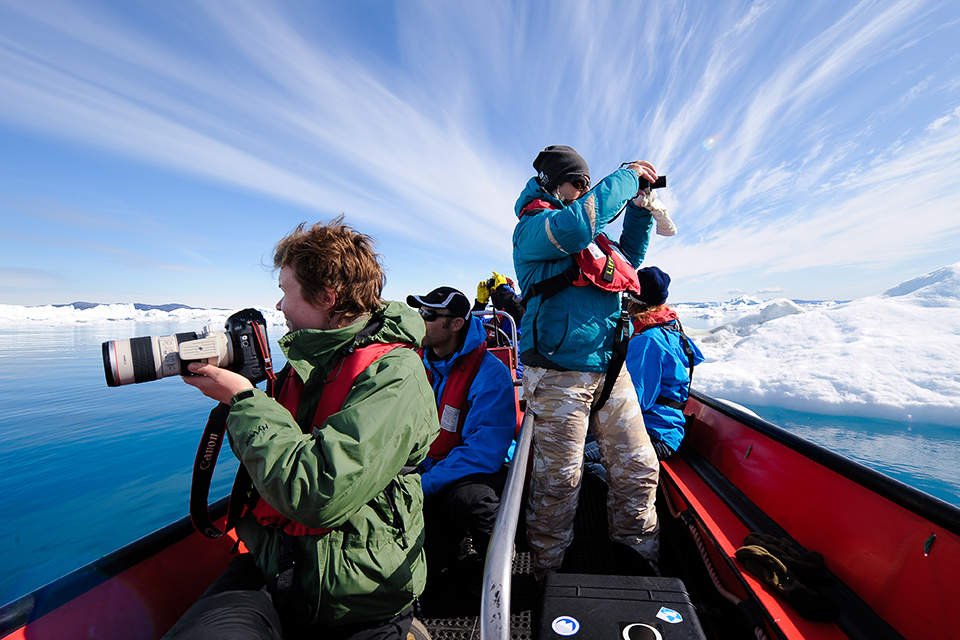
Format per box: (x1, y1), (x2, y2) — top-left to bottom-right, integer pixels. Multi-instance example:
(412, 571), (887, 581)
(406, 286), (471, 320)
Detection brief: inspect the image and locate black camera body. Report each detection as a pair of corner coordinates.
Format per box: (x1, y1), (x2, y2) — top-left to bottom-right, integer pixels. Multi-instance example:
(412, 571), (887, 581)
(103, 308), (273, 387)
(638, 175), (667, 190)
(219, 308), (273, 384)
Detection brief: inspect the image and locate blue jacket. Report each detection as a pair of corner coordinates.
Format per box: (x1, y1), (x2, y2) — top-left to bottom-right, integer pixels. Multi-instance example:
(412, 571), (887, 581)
(419, 315), (517, 498)
(625, 320), (705, 452)
(513, 170), (654, 371)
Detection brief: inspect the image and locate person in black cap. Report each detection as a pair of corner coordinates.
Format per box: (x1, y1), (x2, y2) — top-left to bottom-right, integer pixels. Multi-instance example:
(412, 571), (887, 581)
(534, 144), (677, 234)
(625, 267), (704, 459)
(406, 286), (517, 604)
(532, 144), (593, 204)
(513, 145), (668, 579)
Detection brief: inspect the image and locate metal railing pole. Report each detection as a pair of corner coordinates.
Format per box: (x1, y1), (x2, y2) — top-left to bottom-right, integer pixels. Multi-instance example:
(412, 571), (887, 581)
(480, 410), (534, 640)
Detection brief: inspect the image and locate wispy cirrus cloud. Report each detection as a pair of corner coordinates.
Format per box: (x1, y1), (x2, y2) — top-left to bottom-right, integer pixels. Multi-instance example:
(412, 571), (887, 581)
(0, 0), (522, 254)
(0, 0), (958, 306)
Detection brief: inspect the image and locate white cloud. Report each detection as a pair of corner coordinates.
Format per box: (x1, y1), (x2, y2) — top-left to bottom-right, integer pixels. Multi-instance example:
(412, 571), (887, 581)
(1, 0), (958, 306)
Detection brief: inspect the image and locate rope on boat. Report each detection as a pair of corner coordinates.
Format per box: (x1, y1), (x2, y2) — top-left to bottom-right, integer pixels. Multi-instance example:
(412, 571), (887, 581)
(660, 476), (769, 640)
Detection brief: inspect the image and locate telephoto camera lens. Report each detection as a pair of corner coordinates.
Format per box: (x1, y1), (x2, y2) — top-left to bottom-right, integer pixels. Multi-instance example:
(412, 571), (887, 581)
(102, 331), (232, 387)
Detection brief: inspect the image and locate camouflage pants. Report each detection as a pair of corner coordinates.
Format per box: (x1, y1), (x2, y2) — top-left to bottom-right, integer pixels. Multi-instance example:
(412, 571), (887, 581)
(522, 366), (659, 577)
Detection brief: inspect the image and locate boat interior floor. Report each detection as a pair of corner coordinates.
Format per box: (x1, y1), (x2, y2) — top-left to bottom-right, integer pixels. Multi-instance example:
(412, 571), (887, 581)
(418, 470), (750, 640)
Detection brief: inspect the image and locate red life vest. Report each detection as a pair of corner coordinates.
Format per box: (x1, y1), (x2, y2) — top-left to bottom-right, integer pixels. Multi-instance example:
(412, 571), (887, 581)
(520, 199), (641, 299)
(249, 342), (406, 536)
(423, 343), (486, 461)
(630, 307), (680, 337)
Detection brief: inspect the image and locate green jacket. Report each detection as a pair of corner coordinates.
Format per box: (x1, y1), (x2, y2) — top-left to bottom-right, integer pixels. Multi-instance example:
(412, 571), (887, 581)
(225, 301), (440, 628)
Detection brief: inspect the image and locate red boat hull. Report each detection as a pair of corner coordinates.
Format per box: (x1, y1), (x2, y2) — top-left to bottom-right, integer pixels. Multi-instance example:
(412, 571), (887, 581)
(660, 392), (960, 640)
(0, 503), (238, 640)
(3, 392), (958, 640)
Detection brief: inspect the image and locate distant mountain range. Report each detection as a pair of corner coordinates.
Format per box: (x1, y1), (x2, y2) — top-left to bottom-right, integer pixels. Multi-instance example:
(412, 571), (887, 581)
(52, 299), (848, 313)
(56, 302), (199, 312)
(675, 298), (846, 308)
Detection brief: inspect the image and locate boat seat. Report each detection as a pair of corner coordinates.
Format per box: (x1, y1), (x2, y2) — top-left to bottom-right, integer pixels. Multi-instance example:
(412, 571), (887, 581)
(488, 345), (524, 435)
(660, 449), (904, 640)
(488, 345), (514, 371)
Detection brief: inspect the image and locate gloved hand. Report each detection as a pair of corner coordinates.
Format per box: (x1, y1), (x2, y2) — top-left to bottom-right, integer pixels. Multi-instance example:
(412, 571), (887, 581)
(632, 189), (677, 236)
(476, 280), (491, 305)
(490, 272), (509, 290)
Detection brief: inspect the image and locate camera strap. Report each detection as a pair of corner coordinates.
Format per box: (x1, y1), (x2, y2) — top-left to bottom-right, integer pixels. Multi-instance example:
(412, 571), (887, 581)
(189, 401), (235, 539)
(590, 296), (631, 416)
(187, 311), (277, 540)
(190, 395), (265, 540)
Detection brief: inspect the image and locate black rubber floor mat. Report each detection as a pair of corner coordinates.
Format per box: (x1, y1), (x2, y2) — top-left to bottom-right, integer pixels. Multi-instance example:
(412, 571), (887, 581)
(420, 470), (653, 640)
(421, 550), (536, 640)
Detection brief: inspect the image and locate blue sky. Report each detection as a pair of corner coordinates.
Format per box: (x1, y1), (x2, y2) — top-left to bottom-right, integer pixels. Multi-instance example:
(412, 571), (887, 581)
(1, 0), (959, 309)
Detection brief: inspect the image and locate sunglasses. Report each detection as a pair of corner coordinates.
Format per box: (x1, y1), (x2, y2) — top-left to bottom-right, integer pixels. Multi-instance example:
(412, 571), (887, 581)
(569, 176), (590, 191)
(418, 307), (456, 322)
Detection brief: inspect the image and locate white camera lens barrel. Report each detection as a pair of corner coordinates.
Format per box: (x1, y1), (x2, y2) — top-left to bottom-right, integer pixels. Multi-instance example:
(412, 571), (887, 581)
(102, 332), (199, 387)
(177, 332), (234, 368)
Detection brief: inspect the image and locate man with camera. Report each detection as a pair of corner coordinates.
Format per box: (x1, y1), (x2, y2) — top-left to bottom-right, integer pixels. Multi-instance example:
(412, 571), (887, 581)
(167, 218), (439, 640)
(513, 145), (667, 579)
(406, 286), (517, 601)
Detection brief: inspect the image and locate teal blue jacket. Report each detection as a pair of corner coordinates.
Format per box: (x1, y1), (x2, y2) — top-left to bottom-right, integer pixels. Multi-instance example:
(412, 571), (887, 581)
(512, 169), (654, 371)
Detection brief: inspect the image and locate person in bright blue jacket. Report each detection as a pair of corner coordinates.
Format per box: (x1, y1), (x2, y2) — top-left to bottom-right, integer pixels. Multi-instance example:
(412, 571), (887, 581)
(626, 267), (705, 458)
(513, 145), (665, 578)
(406, 286), (516, 590)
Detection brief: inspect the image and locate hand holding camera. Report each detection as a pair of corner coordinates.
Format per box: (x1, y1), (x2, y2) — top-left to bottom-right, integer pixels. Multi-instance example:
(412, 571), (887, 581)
(625, 160), (657, 185)
(621, 161), (675, 236)
(476, 280), (492, 305)
(182, 362), (254, 404)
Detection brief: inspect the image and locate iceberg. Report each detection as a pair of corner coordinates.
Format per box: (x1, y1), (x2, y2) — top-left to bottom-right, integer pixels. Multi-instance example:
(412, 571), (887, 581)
(687, 262), (960, 426)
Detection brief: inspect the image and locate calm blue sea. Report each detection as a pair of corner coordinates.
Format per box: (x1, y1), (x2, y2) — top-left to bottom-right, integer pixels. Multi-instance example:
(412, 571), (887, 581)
(0, 321), (287, 607)
(1, 322), (958, 607)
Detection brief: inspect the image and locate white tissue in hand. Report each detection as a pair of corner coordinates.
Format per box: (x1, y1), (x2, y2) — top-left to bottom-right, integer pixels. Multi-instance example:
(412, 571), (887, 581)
(651, 207), (677, 236)
(633, 191), (677, 236)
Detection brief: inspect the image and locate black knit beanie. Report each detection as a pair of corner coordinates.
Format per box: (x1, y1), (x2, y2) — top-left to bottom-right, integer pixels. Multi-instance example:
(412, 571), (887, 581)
(533, 145), (590, 193)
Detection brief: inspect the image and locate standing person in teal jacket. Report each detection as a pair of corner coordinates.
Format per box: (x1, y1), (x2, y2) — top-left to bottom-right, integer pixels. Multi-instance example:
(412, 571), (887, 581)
(406, 286), (516, 601)
(167, 218), (439, 640)
(626, 267), (705, 459)
(513, 145), (666, 578)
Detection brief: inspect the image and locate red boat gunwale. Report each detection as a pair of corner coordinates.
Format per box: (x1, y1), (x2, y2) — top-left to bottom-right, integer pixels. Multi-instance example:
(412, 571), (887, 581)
(662, 391), (960, 640)
(0, 498), (238, 640)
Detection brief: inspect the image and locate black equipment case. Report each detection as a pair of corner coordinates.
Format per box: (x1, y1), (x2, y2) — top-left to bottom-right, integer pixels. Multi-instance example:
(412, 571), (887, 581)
(537, 573), (706, 640)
